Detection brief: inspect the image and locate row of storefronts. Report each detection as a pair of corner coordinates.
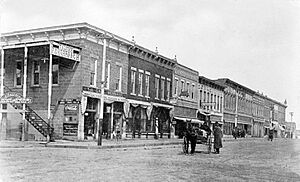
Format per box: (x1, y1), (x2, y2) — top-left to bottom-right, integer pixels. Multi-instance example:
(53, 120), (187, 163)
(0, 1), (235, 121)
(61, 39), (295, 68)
(0, 23), (290, 141)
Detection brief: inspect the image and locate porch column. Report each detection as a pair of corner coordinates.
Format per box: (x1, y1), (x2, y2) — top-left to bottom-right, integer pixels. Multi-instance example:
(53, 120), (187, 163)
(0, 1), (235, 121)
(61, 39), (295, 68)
(47, 44), (53, 142)
(22, 45), (28, 141)
(0, 47), (5, 140)
(98, 38), (107, 146)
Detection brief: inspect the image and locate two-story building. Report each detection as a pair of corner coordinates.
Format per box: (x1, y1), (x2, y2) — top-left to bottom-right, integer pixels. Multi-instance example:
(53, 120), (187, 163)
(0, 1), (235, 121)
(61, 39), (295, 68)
(198, 76), (224, 130)
(0, 23), (134, 141)
(252, 92), (265, 137)
(126, 45), (175, 139)
(171, 63), (199, 138)
(215, 79), (255, 136)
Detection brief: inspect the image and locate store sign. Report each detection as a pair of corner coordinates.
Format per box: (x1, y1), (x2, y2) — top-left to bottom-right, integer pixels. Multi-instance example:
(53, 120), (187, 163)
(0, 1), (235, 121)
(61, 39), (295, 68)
(64, 104), (78, 113)
(201, 102), (216, 107)
(0, 93), (32, 104)
(51, 42), (81, 62)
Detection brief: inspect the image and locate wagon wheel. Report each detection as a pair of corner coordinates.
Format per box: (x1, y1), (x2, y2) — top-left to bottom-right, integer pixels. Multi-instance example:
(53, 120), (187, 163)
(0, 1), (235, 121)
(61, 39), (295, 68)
(207, 136), (212, 154)
(182, 136), (189, 154)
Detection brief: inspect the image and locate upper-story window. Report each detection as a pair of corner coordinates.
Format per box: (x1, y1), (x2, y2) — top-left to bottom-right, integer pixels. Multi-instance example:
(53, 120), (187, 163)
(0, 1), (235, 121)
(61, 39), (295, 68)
(90, 59), (97, 87)
(105, 62), (110, 89)
(138, 70), (144, 96)
(181, 80), (185, 93)
(32, 60), (40, 86)
(191, 84), (195, 99)
(166, 78), (171, 101)
(15, 60), (22, 87)
(52, 59), (59, 85)
(116, 65), (122, 91)
(174, 78), (178, 95)
(161, 77), (165, 100)
(145, 72), (150, 97)
(130, 67), (136, 94)
(155, 75), (160, 99)
(186, 82), (190, 98)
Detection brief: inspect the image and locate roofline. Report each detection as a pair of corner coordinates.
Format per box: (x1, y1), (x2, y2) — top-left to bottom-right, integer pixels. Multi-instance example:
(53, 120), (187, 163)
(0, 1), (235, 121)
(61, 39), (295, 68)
(199, 76), (225, 90)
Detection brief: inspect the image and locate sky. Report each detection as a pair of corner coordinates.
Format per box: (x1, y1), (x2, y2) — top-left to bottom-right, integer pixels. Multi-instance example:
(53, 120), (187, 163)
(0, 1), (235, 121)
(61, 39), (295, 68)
(0, 0), (300, 129)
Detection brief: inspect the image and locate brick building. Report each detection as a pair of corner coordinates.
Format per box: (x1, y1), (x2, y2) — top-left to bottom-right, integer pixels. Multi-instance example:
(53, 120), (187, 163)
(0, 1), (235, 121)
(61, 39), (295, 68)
(126, 45), (175, 138)
(215, 79), (255, 136)
(0, 23), (133, 141)
(198, 76), (224, 131)
(172, 63), (199, 138)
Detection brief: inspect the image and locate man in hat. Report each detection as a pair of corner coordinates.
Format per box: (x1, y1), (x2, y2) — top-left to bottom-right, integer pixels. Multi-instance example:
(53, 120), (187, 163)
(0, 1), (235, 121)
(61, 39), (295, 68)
(213, 122), (223, 154)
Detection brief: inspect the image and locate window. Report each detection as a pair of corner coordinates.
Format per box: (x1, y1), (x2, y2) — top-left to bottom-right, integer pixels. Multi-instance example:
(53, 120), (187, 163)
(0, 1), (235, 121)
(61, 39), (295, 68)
(145, 72), (150, 97)
(116, 65), (122, 91)
(32, 60), (40, 86)
(214, 95), (216, 110)
(155, 75), (160, 99)
(166, 79), (171, 101)
(130, 68), (136, 94)
(174, 78), (178, 95)
(186, 82), (190, 98)
(15, 60), (22, 86)
(90, 59), (97, 86)
(138, 70), (143, 96)
(105, 62), (110, 89)
(191, 84), (195, 99)
(181, 80), (185, 93)
(199, 90), (203, 107)
(52, 59), (59, 85)
(161, 77), (165, 100)
(217, 96), (220, 111)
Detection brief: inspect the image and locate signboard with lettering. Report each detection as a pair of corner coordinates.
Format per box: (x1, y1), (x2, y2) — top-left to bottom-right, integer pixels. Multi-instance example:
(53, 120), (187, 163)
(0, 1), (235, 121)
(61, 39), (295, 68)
(201, 102), (216, 107)
(50, 42), (81, 62)
(64, 104), (78, 114)
(0, 93), (32, 104)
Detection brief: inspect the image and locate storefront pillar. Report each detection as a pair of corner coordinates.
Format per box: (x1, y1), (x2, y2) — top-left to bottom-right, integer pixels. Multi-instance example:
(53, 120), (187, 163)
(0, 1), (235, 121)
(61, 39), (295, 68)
(110, 103), (114, 139)
(155, 117), (158, 139)
(47, 44), (53, 142)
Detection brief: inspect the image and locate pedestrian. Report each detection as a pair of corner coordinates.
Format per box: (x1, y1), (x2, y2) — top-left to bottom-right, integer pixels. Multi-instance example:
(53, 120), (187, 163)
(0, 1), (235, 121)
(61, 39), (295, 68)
(213, 122), (223, 154)
(232, 127), (238, 139)
(186, 122), (198, 155)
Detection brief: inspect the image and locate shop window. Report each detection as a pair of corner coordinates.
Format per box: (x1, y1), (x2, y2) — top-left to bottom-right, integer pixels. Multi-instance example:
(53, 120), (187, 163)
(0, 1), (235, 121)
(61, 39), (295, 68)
(15, 60), (22, 87)
(32, 60), (40, 86)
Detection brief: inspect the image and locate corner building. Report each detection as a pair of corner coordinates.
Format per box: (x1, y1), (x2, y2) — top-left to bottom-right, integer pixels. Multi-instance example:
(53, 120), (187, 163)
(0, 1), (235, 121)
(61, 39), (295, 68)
(0, 23), (134, 141)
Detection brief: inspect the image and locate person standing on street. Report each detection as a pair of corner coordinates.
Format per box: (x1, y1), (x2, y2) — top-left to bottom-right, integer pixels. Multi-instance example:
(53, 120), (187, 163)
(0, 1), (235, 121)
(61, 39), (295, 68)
(213, 122), (223, 154)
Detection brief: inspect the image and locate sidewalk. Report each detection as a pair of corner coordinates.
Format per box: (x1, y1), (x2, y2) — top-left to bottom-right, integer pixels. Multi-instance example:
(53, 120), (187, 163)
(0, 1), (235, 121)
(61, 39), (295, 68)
(0, 136), (263, 149)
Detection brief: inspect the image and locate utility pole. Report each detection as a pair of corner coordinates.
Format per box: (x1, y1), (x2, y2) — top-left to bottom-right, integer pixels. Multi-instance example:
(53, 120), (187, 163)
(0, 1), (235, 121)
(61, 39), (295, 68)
(98, 38), (107, 146)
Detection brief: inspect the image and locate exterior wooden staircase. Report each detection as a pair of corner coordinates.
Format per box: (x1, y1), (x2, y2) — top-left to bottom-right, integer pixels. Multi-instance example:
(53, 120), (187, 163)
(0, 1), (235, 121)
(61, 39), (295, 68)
(4, 85), (54, 139)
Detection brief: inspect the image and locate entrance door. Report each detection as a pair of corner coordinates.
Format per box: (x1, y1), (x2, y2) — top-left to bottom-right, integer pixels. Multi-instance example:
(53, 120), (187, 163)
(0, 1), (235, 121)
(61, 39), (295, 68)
(84, 112), (96, 139)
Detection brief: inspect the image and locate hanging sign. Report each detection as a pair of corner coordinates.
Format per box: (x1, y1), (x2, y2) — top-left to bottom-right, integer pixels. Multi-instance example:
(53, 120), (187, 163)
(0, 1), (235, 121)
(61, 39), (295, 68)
(50, 42), (81, 62)
(0, 93), (32, 104)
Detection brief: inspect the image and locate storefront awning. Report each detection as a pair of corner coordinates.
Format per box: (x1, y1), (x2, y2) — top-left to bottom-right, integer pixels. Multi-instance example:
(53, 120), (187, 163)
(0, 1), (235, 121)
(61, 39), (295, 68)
(173, 117), (204, 124)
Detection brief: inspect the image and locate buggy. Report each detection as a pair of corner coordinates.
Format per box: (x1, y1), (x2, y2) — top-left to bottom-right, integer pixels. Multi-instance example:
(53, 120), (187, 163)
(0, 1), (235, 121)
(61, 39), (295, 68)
(181, 120), (212, 154)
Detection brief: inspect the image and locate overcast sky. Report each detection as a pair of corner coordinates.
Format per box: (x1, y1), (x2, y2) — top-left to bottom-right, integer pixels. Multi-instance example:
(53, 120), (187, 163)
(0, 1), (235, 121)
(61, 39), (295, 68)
(1, 0), (300, 129)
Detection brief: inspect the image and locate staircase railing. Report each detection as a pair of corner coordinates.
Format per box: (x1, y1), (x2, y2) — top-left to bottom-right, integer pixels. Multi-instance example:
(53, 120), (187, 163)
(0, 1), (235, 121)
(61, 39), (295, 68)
(3, 85), (54, 138)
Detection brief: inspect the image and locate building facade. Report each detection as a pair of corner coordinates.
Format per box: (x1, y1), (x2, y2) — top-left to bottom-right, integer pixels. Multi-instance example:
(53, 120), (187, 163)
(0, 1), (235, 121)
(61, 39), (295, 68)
(126, 45), (175, 139)
(172, 63), (199, 138)
(0, 23), (134, 141)
(215, 79), (255, 136)
(198, 76), (224, 129)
